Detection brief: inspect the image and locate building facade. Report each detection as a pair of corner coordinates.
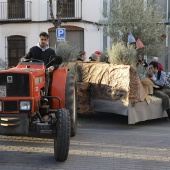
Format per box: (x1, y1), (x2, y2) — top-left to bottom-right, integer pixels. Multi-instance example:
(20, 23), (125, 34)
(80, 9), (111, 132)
(0, 0), (109, 68)
(0, 0), (169, 70)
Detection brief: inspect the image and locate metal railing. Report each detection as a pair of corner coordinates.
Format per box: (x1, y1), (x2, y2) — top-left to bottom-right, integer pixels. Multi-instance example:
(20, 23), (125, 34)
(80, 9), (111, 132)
(0, 1), (32, 21)
(47, 0), (82, 21)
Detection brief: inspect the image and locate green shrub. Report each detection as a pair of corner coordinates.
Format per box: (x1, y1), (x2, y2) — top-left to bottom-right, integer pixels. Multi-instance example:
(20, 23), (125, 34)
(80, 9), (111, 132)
(107, 41), (137, 65)
(55, 41), (79, 62)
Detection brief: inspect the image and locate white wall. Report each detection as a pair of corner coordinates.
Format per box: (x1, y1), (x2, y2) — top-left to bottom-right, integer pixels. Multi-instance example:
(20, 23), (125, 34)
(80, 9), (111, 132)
(0, 21), (102, 62)
(84, 25), (101, 59)
(53, 21), (102, 60)
(82, 0), (101, 22)
(0, 0), (105, 66)
(0, 0), (48, 21)
(0, 28), (5, 63)
(32, 0), (48, 21)
(0, 22), (53, 63)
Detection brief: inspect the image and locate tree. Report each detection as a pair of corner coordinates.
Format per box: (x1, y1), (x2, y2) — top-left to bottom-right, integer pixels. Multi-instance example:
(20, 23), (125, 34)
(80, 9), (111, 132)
(49, 0), (66, 28)
(103, 0), (165, 57)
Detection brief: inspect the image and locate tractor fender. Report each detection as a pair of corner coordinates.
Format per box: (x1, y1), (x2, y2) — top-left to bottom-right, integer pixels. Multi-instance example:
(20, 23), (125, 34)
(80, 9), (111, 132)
(50, 67), (68, 109)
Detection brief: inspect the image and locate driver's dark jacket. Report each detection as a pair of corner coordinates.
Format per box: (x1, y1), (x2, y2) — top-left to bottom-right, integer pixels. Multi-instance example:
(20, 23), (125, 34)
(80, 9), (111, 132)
(24, 46), (57, 69)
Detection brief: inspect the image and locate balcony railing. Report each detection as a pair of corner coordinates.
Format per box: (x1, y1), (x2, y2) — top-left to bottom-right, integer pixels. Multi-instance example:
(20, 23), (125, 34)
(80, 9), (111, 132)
(47, 0), (82, 21)
(0, 1), (32, 22)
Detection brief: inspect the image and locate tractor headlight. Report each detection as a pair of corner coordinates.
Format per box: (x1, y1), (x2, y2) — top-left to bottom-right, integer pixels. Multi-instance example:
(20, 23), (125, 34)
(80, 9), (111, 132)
(0, 101), (2, 112)
(20, 101), (31, 111)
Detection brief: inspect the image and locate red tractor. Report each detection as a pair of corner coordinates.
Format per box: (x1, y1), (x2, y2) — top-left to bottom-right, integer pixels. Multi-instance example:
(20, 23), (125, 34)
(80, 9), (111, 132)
(0, 56), (77, 162)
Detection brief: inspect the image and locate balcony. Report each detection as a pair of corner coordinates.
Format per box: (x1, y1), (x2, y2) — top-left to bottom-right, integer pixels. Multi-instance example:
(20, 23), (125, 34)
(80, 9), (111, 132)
(47, 0), (82, 22)
(0, 1), (32, 23)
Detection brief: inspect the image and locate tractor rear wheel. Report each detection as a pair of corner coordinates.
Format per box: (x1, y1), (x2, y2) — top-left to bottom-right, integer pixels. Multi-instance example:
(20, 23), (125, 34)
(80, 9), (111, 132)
(54, 108), (70, 162)
(65, 72), (77, 137)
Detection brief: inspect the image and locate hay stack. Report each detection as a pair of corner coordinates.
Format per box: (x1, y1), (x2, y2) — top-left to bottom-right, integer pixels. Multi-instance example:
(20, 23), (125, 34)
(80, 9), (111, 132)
(77, 82), (92, 114)
(61, 62), (149, 114)
(76, 63), (142, 113)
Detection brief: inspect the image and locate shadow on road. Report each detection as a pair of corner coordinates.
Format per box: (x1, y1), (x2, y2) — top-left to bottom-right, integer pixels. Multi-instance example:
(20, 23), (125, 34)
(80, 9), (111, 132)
(77, 112), (170, 133)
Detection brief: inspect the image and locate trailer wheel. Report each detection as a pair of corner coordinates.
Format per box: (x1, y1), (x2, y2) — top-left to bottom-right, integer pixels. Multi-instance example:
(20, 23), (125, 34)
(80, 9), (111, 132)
(65, 72), (77, 137)
(54, 108), (70, 162)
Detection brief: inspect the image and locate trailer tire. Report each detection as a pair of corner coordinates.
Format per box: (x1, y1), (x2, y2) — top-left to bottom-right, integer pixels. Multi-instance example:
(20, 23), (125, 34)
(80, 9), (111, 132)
(65, 72), (77, 137)
(54, 108), (70, 162)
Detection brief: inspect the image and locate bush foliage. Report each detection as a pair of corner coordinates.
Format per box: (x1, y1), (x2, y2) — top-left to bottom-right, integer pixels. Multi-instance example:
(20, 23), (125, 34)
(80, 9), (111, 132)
(107, 42), (137, 65)
(103, 0), (165, 57)
(55, 41), (79, 62)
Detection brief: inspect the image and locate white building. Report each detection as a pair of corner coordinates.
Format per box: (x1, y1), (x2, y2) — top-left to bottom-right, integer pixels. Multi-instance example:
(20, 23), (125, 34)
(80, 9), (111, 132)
(1, 0), (169, 70)
(0, 0), (109, 68)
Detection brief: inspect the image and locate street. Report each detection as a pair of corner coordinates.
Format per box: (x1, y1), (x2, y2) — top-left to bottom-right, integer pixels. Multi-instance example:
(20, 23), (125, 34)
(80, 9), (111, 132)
(0, 113), (170, 170)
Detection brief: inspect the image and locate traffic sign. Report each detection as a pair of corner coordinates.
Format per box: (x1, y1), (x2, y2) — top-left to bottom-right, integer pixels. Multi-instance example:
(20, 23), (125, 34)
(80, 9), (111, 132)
(56, 28), (66, 42)
(56, 28), (66, 38)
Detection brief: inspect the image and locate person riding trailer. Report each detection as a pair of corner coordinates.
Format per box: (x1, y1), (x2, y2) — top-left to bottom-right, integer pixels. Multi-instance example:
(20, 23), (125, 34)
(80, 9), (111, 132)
(149, 61), (170, 119)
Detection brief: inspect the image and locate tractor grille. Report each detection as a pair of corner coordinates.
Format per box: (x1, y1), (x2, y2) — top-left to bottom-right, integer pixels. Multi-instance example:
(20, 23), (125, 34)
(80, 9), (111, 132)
(4, 101), (18, 112)
(0, 73), (30, 97)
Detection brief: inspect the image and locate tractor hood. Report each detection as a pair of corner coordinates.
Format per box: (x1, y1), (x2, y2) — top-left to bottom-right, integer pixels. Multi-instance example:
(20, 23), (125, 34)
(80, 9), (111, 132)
(0, 62), (46, 77)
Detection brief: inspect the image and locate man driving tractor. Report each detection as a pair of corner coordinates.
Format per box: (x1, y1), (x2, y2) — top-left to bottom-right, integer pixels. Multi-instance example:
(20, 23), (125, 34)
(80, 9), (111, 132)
(22, 31), (58, 95)
(23, 31), (57, 72)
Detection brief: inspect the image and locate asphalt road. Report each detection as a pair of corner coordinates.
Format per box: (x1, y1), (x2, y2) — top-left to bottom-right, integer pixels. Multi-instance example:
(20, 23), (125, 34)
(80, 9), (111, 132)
(0, 113), (170, 170)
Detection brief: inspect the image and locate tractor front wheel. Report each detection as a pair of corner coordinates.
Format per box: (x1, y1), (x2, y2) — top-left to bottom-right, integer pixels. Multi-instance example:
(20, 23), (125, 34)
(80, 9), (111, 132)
(54, 108), (70, 162)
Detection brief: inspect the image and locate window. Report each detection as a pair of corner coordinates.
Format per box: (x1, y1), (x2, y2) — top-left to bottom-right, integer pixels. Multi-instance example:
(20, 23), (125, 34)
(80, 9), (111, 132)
(62, 0), (75, 17)
(8, 35), (25, 67)
(8, 0), (25, 19)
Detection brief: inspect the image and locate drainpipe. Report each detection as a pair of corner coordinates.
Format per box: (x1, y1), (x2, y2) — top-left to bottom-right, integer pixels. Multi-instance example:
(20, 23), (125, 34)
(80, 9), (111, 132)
(38, 0), (40, 33)
(5, 37), (8, 69)
(144, 0), (147, 11)
(165, 0), (169, 72)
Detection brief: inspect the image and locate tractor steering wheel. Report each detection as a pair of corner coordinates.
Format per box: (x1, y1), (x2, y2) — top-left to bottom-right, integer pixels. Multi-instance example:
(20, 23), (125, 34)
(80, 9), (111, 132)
(22, 59), (44, 63)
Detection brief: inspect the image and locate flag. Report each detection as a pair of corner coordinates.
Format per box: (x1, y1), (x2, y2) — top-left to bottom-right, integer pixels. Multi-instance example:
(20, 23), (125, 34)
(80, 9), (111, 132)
(136, 37), (144, 50)
(128, 33), (136, 44)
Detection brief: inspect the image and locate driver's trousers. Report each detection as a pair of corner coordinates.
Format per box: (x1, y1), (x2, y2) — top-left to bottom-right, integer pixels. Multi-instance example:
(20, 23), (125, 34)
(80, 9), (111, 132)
(45, 71), (51, 96)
